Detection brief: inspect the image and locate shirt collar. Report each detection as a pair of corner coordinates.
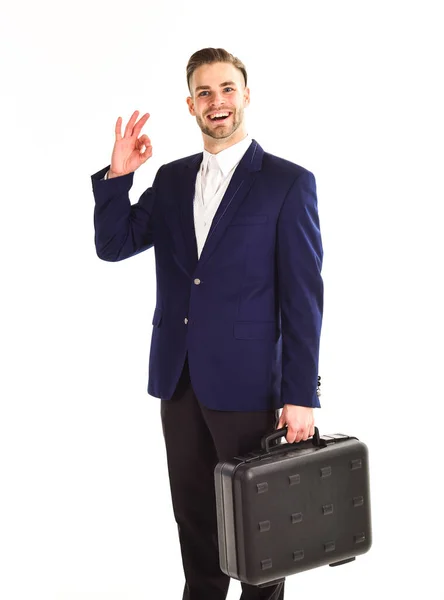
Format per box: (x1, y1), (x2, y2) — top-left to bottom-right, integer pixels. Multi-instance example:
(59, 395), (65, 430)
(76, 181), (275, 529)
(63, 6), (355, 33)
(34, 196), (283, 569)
(201, 134), (252, 177)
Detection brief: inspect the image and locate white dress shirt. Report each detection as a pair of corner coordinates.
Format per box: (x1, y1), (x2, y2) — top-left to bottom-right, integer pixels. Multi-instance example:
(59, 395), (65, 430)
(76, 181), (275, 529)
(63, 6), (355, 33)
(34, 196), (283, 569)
(102, 133), (252, 259)
(193, 134), (251, 258)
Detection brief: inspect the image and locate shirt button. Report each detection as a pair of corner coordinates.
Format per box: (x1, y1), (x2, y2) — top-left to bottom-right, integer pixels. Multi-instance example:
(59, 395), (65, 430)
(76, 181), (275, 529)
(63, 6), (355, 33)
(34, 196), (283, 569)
(194, 278), (201, 285)
(184, 317), (188, 324)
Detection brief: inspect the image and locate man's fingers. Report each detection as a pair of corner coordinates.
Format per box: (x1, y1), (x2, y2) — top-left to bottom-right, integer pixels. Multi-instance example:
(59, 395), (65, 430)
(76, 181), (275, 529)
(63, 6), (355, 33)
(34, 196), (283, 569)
(141, 145), (153, 161)
(286, 425), (313, 444)
(139, 134), (151, 146)
(287, 431), (297, 444)
(123, 110), (140, 138)
(115, 116), (122, 141)
(294, 430), (304, 443)
(135, 136), (152, 162)
(115, 111), (148, 142)
(300, 425), (313, 441)
(132, 113), (150, 137)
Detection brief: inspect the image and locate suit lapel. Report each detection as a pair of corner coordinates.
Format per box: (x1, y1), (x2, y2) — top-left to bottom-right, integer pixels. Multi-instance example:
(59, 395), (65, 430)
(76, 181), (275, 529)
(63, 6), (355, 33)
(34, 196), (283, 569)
(178, 155), (201, 275)
(178, 139), (264, 274)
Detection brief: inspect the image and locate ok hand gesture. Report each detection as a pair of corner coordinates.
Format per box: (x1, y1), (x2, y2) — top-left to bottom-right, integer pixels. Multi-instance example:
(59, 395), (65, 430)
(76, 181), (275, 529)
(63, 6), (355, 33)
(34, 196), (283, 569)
(109, 110), (152, 178)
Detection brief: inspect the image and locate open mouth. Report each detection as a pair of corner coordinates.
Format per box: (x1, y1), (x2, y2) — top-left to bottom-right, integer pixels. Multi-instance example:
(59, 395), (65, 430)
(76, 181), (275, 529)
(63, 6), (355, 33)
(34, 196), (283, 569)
(207, 111), (232, 123)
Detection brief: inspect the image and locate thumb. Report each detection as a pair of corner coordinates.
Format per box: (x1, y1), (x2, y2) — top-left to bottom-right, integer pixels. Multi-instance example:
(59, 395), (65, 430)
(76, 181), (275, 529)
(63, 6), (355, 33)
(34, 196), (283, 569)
(277, 415), (286, 429)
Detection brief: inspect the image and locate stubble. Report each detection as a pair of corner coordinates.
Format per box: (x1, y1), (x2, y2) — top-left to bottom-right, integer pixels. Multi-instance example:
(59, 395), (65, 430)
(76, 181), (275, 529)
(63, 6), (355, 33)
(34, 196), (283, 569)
(196, 106), (244, 140)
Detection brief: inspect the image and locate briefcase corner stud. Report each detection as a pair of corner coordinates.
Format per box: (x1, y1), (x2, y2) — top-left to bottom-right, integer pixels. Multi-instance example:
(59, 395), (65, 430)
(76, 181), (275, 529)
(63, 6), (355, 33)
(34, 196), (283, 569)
(329, 557), (356, 567)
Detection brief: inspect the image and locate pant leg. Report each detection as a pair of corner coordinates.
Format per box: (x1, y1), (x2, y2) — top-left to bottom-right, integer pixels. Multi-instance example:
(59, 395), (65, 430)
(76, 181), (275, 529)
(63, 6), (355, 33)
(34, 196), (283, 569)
(160, 357), (231, 600)
(197, 401), (285, 600)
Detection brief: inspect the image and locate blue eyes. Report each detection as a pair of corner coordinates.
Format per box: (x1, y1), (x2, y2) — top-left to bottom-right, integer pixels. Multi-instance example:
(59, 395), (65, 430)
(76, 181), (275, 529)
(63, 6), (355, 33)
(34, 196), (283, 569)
(199, 87), (234, 97)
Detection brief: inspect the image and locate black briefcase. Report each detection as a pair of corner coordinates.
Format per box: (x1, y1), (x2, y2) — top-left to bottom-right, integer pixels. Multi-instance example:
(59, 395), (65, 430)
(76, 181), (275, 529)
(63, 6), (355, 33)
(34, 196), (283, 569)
(214, 427), (372, 587)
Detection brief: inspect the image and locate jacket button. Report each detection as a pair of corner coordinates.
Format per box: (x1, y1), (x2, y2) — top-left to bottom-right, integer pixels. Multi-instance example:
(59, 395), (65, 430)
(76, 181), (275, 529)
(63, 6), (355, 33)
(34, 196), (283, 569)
(184, 317), (188, 324)
(194, 278), (201, 285)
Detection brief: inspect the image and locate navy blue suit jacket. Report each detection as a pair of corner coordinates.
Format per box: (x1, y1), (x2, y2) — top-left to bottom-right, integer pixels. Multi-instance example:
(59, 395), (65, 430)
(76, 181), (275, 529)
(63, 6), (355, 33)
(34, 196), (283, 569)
(91, 139), (323, 411)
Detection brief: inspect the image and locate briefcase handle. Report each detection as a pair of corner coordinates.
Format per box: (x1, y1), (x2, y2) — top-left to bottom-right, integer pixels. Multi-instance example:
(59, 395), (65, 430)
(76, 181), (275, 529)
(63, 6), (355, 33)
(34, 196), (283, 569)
(261, 426), (321, 453)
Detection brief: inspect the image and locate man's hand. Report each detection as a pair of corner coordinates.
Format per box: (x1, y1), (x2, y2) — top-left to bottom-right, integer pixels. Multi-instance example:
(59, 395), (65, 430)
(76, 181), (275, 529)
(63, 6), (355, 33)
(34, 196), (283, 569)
(276, 405), (315, 443)
(109, 110), (153, 178)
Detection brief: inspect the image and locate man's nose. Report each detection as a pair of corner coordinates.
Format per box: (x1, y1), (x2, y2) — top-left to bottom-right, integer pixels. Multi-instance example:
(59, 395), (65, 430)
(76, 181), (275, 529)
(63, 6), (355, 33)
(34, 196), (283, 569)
(210, 92), (226, 107)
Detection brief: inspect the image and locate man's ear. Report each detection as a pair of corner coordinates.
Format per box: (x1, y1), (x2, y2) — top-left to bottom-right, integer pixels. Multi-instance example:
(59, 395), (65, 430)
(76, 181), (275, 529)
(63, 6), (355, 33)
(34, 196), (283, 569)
(186, 96), (195, 116)
(244, 86), (250, 107)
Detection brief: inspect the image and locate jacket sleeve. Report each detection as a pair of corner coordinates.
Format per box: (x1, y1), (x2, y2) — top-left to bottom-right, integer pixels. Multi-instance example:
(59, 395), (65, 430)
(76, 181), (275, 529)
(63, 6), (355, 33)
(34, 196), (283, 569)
(91, 164), (163, 261)
(276, 169), (324, 408)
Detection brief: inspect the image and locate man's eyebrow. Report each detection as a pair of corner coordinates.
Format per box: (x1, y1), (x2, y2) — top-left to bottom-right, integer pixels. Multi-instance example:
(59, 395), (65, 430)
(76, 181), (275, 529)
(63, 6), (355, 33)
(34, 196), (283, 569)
(194, 81), (237, 93)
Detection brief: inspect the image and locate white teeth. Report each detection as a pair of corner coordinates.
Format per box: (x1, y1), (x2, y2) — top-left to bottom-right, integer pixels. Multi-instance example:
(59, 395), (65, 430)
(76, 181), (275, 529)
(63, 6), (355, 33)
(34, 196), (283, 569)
(209, 112), (229, 119)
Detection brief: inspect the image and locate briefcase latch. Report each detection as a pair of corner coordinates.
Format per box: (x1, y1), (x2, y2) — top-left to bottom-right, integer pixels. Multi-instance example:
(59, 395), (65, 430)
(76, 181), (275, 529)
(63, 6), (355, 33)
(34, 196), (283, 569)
(319, 433), (350, 447)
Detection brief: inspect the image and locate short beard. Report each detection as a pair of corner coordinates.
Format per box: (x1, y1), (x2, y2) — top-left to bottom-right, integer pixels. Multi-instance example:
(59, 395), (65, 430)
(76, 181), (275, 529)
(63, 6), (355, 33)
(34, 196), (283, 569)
(196, 106), (244, 140)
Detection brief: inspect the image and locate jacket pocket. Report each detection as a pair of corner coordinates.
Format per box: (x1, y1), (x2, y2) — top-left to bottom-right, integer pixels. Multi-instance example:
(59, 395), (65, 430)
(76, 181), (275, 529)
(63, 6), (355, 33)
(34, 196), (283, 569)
(230, 214), (268, 226)
(152, 307), (163, 327)
(234, 321), (276, 340)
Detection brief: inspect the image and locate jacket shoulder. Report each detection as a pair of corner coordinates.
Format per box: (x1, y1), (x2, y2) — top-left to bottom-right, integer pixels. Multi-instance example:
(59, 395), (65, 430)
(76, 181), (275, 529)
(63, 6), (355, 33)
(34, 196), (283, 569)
(262, 151), (314, 180)
(161, 152), (202, 171)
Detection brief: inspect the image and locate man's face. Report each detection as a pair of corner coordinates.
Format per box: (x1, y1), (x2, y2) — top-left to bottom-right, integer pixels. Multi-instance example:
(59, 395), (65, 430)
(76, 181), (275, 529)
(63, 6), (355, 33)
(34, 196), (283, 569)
(187, 62), (250, 141)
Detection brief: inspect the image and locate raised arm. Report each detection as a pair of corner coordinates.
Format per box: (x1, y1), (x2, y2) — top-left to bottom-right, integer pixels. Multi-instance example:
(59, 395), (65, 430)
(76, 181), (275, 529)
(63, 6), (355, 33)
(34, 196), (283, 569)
(90, 110), (162, 261)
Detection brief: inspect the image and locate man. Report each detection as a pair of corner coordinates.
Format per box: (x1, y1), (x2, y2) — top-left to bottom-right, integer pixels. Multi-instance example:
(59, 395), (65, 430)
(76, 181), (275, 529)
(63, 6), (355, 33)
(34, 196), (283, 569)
(91, 47), (323, 600)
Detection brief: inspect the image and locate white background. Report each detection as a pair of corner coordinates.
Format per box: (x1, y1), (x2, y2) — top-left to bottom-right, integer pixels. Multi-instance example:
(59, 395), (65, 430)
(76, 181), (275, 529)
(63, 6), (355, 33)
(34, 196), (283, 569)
(1, 0), (443, 598)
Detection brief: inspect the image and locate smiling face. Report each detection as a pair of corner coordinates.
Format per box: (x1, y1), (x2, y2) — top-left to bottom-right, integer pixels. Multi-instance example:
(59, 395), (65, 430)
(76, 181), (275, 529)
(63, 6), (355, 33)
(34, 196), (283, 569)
(186, 62), (250, 152)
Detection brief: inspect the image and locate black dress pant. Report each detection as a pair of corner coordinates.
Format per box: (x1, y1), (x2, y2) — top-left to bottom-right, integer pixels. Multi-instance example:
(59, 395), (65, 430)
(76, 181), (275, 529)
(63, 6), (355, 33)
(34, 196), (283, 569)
(160, 355), (285, 600)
